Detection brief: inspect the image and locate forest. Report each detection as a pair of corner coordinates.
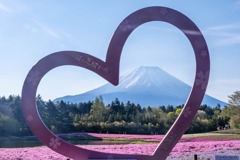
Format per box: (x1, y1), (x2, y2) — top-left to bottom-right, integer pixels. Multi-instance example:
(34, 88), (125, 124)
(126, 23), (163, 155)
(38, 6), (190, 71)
(0, 91), (240, 137)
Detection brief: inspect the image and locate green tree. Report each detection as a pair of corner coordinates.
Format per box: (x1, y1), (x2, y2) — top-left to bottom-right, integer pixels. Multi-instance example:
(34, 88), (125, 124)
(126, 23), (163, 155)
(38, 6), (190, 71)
(226, 91), (240, 128)
(229, 116), (240, 128)
(110, 98), (124, 115)
(228, 91), (240, 107)
(0, 113), (21, 136)
(200, 104), (214, 117)
(166, 105), (174, 113)
(90, 96), (106, 122)
(175, 108), (182, 116)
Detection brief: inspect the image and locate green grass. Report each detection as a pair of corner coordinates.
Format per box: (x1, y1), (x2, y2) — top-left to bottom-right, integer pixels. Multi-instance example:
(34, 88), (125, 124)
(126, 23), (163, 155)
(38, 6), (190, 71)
(101, 138), (147, 144)
(212, 129), (240, 134)
(55, 129), (240, 145)
(61, 137), (148, 145)
(183, 129), (240, 140)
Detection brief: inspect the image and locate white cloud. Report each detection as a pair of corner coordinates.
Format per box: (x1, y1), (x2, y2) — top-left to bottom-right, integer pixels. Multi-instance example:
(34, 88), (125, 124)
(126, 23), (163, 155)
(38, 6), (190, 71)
(205, 23), (240, 46)
(208, 23), (240, 31)
(217, 34), (240, 45)
(34, 21), (61, 39)
(0, 2), (11, 13)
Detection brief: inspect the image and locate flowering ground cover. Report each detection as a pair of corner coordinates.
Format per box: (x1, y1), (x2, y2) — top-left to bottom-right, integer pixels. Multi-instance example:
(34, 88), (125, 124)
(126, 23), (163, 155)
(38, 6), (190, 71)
(1, 132), (240, 159)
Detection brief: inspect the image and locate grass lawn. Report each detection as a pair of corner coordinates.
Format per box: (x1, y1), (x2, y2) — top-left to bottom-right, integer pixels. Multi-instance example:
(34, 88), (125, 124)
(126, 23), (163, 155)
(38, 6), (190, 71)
(93, 129), (240, 144)
(82, 129), (240, 144)
(183, 129), (240, 140)
(81, 129), (240, 144)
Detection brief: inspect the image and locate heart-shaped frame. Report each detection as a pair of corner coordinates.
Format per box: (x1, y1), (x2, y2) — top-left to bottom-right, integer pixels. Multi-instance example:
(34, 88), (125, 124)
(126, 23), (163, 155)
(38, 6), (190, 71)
(22, 6), (210, 160)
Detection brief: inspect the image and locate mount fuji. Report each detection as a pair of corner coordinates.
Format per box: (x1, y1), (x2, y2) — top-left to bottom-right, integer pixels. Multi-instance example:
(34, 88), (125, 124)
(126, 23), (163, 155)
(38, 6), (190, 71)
(54, 66), (227, 107)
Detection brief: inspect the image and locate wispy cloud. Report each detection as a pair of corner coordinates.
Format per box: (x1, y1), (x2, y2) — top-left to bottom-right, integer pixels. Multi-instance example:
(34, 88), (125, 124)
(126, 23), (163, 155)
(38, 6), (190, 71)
(150, 23), (240, 46)
(34, 21), (61, 39)
(205, 23), (240, 46)
(208, 23), (240, 31)
(0, 2), (11, 13)
(217, 34), (240, 45)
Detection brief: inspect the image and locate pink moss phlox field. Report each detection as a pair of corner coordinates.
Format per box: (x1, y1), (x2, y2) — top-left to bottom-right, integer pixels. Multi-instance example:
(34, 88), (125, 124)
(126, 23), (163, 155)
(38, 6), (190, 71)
(1, 134), (240, 159)
(0, 147), (67, 160)
(80, 140), (240, 155)
(1, 138), (240, 159)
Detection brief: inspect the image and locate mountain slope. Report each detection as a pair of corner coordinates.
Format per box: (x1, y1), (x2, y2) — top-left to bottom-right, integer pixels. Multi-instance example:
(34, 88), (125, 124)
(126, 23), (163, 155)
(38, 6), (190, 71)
(54, 66), (227, 107)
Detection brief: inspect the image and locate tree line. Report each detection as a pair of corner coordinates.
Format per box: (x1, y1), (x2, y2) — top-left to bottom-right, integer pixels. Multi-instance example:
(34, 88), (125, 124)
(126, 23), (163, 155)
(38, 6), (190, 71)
(0, 91), (240, 136)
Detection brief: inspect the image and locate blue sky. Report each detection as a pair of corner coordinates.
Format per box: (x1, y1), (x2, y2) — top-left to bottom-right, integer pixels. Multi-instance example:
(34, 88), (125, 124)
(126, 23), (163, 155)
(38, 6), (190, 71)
(0, 1), (240, 103)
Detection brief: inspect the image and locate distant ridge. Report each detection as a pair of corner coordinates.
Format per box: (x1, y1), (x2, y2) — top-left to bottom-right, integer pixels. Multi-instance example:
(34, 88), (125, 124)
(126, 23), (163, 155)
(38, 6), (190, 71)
(54, 66), (227, 107)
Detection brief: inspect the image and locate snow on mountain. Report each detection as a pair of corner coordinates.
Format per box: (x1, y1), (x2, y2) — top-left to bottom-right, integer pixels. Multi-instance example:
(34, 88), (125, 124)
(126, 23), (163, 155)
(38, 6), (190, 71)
(54, 66), (227, 107)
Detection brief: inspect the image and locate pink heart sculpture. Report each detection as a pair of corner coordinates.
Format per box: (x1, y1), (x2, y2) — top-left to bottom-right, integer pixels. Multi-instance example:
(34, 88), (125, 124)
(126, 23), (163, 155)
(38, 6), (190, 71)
(22, 6), (210, 160)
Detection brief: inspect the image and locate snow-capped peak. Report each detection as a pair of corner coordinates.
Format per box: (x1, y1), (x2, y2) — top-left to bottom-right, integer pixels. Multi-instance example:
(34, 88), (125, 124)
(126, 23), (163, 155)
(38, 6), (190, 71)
(118, 66), (186, 89)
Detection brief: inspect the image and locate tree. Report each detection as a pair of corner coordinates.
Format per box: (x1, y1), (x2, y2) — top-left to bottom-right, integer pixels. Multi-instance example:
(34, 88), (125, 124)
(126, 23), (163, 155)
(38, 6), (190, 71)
(90, 96), (106, 122)
(229, 116), (240, 129)
(166, 105), (174, 113)
(9, 95), (24, 125)
(159, 106), (166, 112)
(226, 91), (240, 129)
(166, 111), (177, 127)
(109, 98), (124, 115)
(175, 108), (182, 116)
(200, 104), (214, 117)
(77, 101), (92, 114)
(228, 91), (240, 107)
(0, 113), (21, 136)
